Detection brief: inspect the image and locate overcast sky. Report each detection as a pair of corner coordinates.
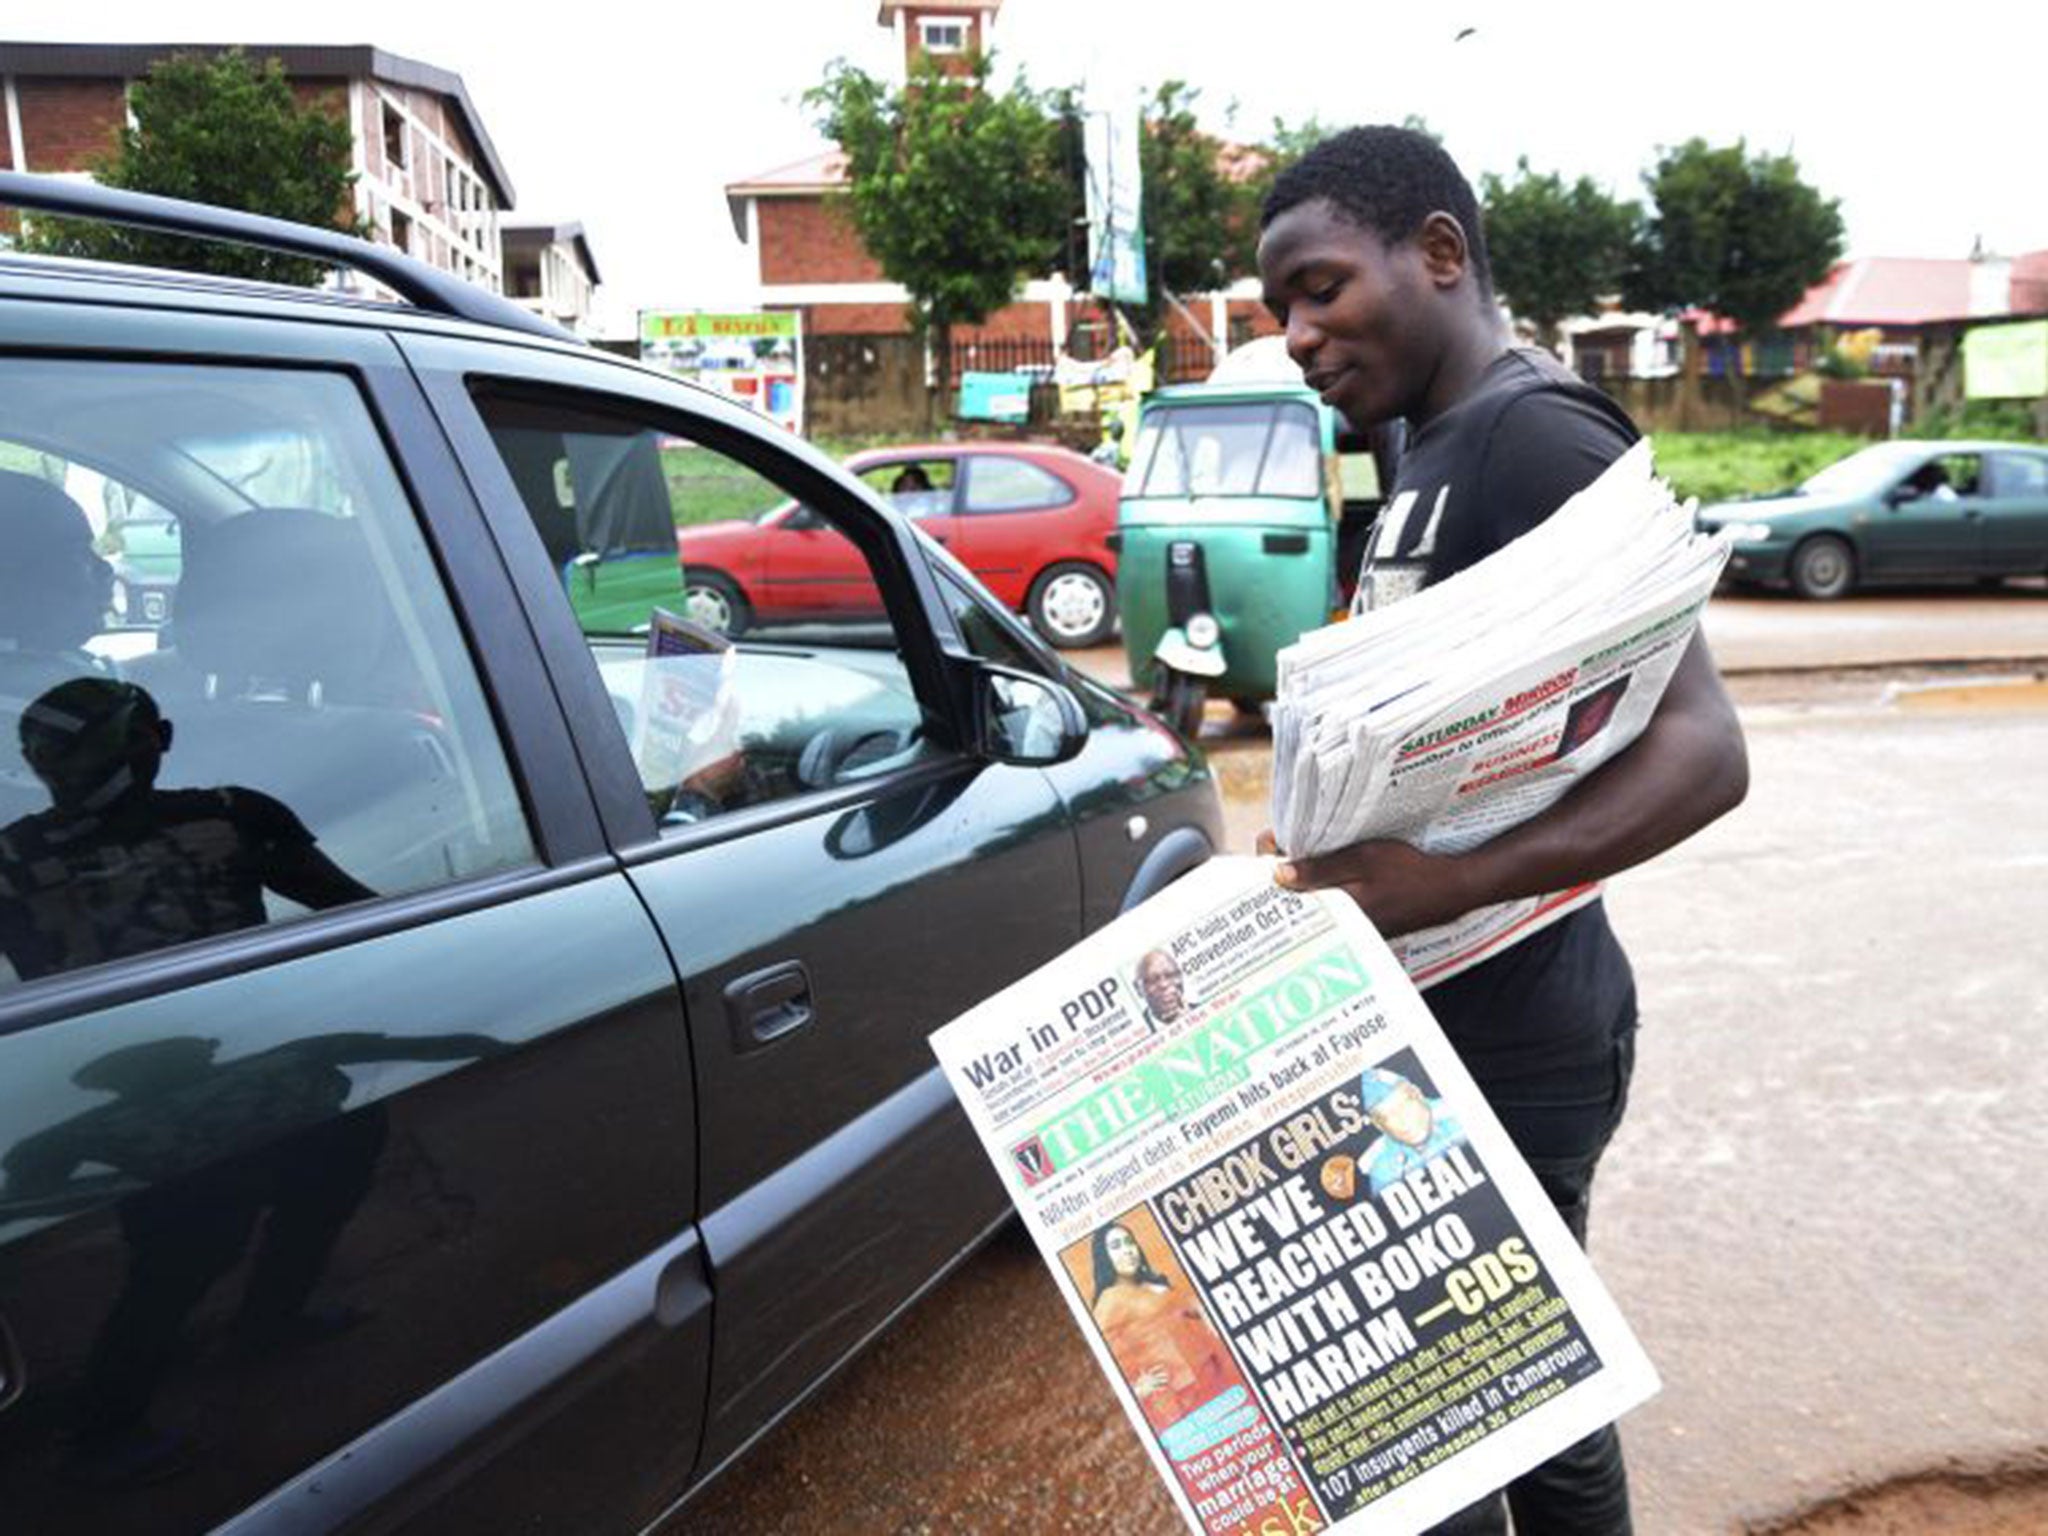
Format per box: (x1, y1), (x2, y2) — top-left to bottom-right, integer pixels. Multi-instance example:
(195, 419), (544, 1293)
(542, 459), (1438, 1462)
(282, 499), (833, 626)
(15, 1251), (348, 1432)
(8, 0), (2042, 331)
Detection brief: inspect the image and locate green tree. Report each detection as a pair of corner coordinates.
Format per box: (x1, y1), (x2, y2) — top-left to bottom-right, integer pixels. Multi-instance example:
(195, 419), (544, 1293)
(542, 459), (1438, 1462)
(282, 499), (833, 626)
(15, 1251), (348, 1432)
(1235, 113), (1334, 231)
(19, 49), (367, 285)
(1131, 82), (1257, 341)
(808, 54), (1066, 421)
(1626, 138), (1843, 395)
(1482, 158), (1639, 349)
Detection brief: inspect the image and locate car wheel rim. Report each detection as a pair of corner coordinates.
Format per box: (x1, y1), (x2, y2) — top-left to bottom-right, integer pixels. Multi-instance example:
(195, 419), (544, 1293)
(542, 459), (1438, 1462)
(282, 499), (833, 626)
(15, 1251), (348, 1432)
(1808, 550), (1846, 590)
(1040, 573), (1105, 640)
(685, 585), (733, 631)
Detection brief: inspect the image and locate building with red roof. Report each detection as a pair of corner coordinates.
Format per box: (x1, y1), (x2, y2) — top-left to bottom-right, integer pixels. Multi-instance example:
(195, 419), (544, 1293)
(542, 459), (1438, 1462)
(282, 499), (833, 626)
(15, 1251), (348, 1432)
(722, 0), (1275, 391)
(1, 41), (521, 291)
(1569, 247), (2048, 431)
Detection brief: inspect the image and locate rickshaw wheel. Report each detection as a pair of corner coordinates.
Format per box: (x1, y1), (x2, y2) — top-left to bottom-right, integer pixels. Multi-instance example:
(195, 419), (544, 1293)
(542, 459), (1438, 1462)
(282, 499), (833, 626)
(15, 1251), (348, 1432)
(1157, 668), (1207, 740)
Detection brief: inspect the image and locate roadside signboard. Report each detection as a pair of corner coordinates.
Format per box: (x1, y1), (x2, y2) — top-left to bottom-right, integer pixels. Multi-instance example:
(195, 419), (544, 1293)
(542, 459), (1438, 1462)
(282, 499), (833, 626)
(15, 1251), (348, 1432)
(1964, 319), (2048, 400)
(639, 310), (804, 433)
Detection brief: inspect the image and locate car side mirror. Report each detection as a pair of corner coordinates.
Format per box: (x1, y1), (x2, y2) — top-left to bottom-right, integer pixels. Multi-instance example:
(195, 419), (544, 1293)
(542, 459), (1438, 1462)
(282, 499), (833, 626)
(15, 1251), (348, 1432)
(784, 505), (824, 532)
(976, 664), (1087, 766)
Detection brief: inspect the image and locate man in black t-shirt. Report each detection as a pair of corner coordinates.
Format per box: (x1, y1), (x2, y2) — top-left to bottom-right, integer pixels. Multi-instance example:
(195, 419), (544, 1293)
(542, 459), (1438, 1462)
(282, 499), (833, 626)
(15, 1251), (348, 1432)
(1256, 128), (1749, 1536)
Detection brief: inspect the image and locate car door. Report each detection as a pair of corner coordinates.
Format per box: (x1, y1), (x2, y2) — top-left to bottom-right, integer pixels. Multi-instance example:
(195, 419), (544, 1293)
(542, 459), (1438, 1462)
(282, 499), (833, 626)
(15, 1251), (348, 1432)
(1980, 450), (2048, 575)
(854, 455), (965, 560)
(403, 337), (1086, 1497)
(923, 559), (1223, 934)
(1865, 452), (1987, 578)
(0, 309), (709, 1535)
(956, 452), (1080, 608)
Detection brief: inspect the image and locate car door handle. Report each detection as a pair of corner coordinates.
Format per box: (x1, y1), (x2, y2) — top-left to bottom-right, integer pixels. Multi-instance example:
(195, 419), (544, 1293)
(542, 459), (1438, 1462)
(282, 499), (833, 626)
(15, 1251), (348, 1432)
(724, 961), (815, 1052)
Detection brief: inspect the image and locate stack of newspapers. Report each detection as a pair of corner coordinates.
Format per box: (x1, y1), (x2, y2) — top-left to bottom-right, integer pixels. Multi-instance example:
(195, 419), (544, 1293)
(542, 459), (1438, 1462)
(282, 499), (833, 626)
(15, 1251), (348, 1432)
(1269, 440), (1732, 984)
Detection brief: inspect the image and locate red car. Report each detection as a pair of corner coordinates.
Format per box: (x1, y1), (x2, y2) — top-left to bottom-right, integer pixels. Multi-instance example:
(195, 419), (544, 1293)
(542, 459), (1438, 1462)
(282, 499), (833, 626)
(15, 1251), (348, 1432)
(677, 441), (1122, 648)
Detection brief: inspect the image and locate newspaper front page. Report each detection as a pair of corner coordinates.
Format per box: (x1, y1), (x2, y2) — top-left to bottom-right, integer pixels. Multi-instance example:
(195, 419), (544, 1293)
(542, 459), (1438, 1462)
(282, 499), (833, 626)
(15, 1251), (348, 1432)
(930, 858), (1657, 1535)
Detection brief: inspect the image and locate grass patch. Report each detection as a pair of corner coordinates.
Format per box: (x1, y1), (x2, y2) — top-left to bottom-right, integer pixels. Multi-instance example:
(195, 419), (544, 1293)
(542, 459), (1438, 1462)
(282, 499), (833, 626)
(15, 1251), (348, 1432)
(0, 442), (66, 481)
(661, 444), (791, 527)
(1649, 431), (1871, 506)
(660, 434), (940, 527)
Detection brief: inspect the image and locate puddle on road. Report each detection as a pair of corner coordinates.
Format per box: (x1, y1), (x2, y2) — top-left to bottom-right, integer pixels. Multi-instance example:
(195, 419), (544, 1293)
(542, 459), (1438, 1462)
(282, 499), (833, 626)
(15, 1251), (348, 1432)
(1751, 1465), (2048, 1536)
(1884, 678), (2048, 713)
(1728, 663), (2048, 718)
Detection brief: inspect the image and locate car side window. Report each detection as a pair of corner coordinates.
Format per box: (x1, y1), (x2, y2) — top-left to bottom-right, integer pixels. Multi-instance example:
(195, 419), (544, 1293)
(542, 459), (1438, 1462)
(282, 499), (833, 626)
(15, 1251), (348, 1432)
(857, 457), (956, 520)
(1988, 452), (2048, 499)
(932, 562), (1045, 674)
(471, 392), (941, 832)
(1938, 453), (1982, 497)
(962, 455), (1071, 514)
(0, 360), (536, 995)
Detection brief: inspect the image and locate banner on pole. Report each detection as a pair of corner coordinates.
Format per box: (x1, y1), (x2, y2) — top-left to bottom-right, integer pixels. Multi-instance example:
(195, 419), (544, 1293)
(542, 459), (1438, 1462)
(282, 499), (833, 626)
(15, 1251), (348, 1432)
(1085, 104), (1148, 306)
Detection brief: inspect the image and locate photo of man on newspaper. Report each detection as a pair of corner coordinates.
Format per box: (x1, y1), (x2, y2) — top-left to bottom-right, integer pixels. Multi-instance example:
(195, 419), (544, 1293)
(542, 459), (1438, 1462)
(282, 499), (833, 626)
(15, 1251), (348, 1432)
(1555, 674), (1632, 761)
(1358, 1065), (1468, 1196)
(1137, 948), (1190, 1025)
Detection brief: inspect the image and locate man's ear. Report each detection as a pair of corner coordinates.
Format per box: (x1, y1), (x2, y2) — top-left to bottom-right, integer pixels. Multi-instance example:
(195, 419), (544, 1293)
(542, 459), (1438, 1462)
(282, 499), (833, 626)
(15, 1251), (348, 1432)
(1415, 212), (1471, 290)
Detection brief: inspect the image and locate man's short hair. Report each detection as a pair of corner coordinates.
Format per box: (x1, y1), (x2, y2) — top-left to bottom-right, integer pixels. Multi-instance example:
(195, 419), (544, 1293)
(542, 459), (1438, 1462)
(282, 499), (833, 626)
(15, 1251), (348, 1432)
(1260, 125), (1494, 295)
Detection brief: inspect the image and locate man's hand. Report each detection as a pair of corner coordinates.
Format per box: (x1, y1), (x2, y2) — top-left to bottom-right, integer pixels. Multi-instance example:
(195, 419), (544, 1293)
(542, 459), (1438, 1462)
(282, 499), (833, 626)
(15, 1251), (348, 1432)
(1258, 830), (1473, 937)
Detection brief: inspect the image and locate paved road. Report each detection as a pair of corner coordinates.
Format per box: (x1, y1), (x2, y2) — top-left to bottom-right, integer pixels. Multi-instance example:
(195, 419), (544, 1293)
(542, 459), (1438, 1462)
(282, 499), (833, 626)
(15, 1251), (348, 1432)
(1701, 584), (2045, 673)
(1594, 671), (2048, 1531)
(673, 594), (2047, 1534)
(1067, 586), (2048, 694)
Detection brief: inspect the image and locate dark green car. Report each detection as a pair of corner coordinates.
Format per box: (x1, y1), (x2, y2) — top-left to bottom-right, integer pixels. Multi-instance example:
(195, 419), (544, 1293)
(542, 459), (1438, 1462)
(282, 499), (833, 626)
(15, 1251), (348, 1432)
(0, 173), (1221, 1533)
(1697, 439), (2048, 599)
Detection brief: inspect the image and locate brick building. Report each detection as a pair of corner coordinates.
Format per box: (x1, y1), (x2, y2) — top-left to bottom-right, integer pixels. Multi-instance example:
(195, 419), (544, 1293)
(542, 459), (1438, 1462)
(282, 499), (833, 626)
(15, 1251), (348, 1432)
(1, 42), (517, 291)
(502, 219), (603, 337)
(722, 1), (1276, 377)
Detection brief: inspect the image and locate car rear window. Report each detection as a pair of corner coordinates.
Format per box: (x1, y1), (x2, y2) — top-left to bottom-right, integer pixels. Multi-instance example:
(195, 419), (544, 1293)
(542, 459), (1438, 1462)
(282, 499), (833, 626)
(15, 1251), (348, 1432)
(0, 359), (536, 994)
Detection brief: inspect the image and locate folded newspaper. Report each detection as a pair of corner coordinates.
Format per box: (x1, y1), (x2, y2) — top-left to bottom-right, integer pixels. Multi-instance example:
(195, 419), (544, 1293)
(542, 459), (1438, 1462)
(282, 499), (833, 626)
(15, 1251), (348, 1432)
(930, 857), (1658, 1535)
(1270, 440), (1732, 986)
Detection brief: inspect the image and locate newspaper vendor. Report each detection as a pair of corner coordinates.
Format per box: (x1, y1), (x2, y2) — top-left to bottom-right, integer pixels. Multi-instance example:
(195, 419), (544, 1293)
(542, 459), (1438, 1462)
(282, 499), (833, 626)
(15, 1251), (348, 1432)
(1255, 126), (1749, 1536)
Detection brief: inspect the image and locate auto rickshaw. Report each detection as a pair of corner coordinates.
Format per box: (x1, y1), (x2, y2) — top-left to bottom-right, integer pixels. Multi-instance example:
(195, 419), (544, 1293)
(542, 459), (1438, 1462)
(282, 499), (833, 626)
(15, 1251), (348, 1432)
(489, 414), (690, 634)
(1115, 368), (1398, 737)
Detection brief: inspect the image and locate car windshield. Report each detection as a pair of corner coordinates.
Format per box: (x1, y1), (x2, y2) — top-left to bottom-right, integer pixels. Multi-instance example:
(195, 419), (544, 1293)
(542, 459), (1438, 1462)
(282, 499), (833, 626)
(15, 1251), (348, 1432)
(1125, 401), (1321, 499)
(1799, 444), (1927, 499)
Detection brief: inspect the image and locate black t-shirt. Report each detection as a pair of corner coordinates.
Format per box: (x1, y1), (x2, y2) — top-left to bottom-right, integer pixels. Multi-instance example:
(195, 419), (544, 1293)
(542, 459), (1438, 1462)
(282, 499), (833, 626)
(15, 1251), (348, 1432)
(1365, 348), (1642, 1075)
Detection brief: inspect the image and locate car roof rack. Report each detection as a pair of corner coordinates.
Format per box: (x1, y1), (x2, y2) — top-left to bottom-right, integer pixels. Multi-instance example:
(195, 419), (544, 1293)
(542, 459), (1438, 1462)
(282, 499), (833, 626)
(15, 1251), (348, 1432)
(0, 170), (571, 341)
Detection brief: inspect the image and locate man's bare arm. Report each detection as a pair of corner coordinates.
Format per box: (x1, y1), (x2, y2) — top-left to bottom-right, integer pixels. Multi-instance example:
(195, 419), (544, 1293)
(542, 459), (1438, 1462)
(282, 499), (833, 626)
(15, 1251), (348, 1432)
(1271, 633), (1748, 936)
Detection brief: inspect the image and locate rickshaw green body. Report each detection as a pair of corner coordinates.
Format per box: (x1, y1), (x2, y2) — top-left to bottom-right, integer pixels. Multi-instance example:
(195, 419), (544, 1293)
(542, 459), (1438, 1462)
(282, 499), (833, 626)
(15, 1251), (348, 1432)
(1116, 381), (1351, 705)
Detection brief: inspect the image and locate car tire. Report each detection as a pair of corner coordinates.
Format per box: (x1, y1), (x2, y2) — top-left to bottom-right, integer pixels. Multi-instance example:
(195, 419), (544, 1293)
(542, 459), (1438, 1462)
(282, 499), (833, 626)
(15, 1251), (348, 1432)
(1155, 667), (1207, 740)
(683, 571), (751, 637)
(1789, 535), (1855, 601)
(1025, 562), (1115, 649)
